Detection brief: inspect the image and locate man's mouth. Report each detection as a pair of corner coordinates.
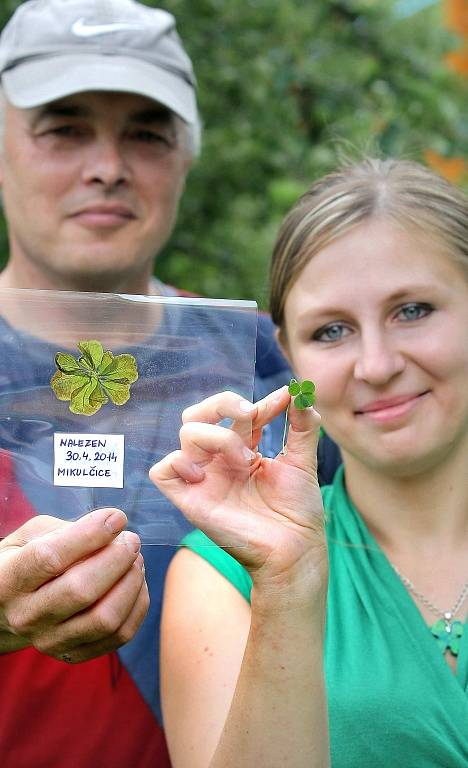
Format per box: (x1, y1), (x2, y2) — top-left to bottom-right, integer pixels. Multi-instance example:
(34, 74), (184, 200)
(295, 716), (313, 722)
(70, 204), (136, 228)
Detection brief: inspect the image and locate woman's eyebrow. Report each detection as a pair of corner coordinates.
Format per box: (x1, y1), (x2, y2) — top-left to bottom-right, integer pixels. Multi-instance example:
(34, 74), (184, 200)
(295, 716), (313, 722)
(383, 285), (435, 301)
(295, 306), (346, 327)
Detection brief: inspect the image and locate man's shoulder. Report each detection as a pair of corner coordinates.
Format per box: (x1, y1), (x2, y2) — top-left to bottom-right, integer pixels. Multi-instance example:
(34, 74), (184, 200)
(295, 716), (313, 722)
(165, 283), (290, 379)
(0, 315), (50, 386)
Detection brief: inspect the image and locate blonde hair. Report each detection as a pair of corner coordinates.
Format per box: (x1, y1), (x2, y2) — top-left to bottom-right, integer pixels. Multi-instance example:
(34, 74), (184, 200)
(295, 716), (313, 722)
(270, 157), (468, 328)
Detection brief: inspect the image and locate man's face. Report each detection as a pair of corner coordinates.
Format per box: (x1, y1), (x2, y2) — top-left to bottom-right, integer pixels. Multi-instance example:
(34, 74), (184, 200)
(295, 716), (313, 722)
(0, 91), (192, 292)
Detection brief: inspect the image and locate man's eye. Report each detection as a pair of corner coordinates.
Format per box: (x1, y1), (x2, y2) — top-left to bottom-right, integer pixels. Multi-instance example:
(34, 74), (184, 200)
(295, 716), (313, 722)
(396, 302), (434, 322)
(131, 129), (171, 144)
(312, 323), (351, 343)
(48, 125), (82, 137)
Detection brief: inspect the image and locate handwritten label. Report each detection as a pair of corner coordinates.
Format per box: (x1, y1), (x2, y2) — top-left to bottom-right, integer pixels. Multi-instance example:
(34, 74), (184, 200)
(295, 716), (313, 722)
(54, 433), (125, 488)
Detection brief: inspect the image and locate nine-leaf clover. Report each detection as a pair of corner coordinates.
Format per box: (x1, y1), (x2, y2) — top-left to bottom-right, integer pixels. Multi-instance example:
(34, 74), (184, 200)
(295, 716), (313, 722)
(51, 340), (139, 416)
(281, 378), (317, 453)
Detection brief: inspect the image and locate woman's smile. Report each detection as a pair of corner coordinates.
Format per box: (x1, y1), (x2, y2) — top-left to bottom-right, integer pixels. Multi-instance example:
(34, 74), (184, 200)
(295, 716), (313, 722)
(355, 390), (431, 424)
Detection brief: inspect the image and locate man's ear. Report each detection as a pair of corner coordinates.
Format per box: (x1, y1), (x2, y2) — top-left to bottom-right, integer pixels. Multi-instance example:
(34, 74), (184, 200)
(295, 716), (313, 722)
(274, 326), (292, 366)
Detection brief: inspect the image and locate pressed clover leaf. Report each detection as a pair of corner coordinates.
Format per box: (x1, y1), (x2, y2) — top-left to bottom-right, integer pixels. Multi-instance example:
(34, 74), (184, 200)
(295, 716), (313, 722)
(51, 340), (138, 416)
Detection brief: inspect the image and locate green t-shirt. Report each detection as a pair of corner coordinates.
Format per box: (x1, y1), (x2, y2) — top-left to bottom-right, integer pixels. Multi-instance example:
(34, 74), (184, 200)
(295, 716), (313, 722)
(183, 466), (468, 767)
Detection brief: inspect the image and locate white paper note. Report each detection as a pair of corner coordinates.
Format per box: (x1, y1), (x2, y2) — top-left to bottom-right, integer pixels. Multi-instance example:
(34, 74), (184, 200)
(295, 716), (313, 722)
(54, 433), (125, 488)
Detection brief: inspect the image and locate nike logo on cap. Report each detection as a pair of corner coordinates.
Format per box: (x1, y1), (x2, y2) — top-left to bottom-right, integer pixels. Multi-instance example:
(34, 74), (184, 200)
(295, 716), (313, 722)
(71, 18), (145, 37)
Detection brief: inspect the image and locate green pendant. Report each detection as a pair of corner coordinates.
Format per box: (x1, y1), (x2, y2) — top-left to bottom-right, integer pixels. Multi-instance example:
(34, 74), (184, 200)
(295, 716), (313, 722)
(430, 616), (464, 656)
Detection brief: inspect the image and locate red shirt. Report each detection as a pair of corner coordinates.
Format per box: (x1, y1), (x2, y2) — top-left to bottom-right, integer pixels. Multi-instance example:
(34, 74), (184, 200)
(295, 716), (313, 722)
(0, 451), (171, 768)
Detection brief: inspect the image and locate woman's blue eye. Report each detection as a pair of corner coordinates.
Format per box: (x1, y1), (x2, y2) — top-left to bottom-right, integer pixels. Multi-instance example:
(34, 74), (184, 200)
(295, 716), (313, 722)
(397, 302), (433, 321)
(313, 323), (349, 342)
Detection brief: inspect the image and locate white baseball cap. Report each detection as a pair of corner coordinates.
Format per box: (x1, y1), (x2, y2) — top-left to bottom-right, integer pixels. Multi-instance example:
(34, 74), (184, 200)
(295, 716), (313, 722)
(0, 0), (198, 125)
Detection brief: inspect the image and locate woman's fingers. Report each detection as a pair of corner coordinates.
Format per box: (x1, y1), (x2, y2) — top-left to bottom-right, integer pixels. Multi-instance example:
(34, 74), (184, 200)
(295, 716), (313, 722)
(149, 423), (257, 490)
(154, 450), (207, 485)
(183, 392), (258, 450)
(182, 391), (257, 425)
(281, 401), (321, 477)
(180, 422), (256, 467)
(150, 385), (320, 495)
(182, 387), (289, 429)
(182, 387), (290, 448)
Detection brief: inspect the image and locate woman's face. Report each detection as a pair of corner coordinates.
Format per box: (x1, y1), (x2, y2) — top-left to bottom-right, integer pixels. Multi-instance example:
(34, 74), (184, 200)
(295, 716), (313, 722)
(282, 218), (468, 475)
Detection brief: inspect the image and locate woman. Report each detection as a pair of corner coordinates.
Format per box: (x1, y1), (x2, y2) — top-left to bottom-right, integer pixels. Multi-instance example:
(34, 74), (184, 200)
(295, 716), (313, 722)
(150, 158), (468, 767)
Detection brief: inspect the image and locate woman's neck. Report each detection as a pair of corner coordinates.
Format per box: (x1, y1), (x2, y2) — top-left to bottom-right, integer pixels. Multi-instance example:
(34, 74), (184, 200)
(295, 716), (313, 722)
(343, 442), (468, 664)
(342, 443), (468, 562)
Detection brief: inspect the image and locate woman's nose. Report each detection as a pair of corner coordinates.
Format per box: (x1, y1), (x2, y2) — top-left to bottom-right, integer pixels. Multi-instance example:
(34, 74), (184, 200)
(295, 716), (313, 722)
(353, 332), (405, 385)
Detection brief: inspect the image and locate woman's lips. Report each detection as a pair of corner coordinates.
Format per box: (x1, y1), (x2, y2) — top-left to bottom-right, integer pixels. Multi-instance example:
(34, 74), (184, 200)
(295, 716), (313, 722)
(356, 392), (429, 423)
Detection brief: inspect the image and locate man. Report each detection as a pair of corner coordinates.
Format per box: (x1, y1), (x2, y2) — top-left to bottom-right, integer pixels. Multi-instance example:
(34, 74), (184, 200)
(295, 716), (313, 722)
(0, 1), (296, 766)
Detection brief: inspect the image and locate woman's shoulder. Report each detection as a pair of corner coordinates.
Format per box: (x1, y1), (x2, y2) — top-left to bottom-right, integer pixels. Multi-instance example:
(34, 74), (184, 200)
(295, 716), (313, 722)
(181, 530), (253, 603)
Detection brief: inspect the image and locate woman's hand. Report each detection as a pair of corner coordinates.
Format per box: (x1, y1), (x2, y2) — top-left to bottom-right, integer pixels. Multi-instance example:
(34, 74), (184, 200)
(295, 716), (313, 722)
(149, 387), (326, 598)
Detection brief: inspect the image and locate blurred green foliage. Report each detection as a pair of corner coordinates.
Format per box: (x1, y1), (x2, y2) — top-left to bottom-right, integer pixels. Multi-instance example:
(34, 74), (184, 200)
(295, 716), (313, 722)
(0, 0), (466, 306)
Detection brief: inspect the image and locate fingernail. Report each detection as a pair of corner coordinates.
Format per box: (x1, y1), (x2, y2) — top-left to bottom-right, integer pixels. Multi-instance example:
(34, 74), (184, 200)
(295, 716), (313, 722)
(104, 509), (127, 534)
(239, 400), (256, 413)
(121, 531), (141, 554)
(243, 446), (256, 462)
(190, 462), (205, 478)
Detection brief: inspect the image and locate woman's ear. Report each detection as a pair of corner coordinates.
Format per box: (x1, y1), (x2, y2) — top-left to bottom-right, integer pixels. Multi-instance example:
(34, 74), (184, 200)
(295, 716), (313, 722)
(274, 326), (292, 366)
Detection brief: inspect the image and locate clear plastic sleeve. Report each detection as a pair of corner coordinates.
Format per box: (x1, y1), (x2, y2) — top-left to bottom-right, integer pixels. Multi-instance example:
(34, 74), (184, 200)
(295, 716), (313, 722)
(0, 288), (257, 545)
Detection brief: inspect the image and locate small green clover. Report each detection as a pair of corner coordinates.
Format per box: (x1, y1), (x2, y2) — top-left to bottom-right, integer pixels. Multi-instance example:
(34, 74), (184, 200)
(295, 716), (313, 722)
(288, 378), (316, 410)
(51, 340), (138, 416)
(281, 378), (317, 453)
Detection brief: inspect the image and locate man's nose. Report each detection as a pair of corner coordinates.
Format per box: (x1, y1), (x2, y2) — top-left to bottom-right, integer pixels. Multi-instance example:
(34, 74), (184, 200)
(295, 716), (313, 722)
(81, 134), (129, 188)
(353, 331), (405, 385)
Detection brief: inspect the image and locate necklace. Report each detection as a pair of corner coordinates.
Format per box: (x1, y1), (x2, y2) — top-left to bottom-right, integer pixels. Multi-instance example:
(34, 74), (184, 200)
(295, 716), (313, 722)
(391, 565), (468, 657)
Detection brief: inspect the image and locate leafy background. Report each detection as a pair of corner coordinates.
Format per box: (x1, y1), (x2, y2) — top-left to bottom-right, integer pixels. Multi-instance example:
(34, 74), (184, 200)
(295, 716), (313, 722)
(0, 0), (466, 307)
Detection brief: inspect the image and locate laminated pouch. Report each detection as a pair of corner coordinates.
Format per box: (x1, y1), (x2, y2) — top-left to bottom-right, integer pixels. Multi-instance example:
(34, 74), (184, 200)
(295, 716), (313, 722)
(0, 288), (257, 545)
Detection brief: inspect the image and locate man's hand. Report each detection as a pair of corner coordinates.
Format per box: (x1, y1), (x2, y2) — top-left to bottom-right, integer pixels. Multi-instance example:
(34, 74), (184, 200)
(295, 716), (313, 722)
(0, 508), (149, 663)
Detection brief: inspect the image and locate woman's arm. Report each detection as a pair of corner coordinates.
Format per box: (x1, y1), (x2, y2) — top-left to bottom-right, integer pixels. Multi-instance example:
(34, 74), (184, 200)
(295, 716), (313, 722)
(160, 551), (251, 768)
(151, 387), (329, 768)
